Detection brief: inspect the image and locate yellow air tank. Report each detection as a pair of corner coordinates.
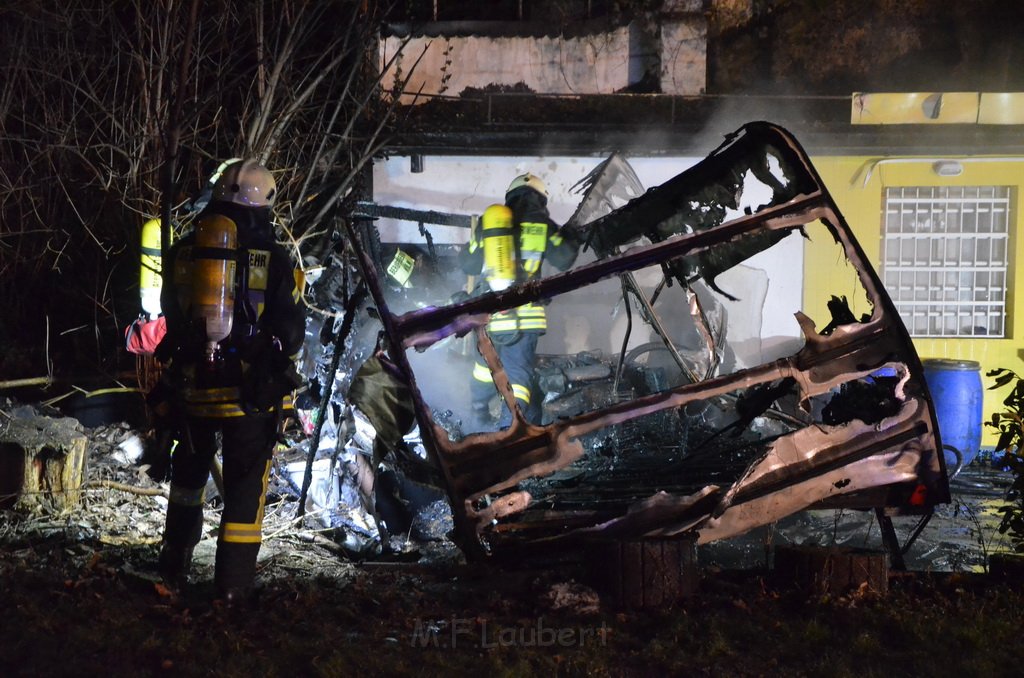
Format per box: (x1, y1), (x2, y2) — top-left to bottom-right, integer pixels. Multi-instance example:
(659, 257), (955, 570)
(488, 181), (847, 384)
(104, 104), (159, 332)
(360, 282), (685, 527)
(481, 204), (515, 291)
(140, 218), (164, 317)
(191, 214), (237, 363)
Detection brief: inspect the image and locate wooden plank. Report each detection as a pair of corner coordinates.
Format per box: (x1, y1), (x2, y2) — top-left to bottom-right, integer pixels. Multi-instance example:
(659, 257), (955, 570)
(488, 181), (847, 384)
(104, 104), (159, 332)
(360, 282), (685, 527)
(592, 538), (699, 609)
(623, 541), (645, 609)
(774, 545), (888, 595)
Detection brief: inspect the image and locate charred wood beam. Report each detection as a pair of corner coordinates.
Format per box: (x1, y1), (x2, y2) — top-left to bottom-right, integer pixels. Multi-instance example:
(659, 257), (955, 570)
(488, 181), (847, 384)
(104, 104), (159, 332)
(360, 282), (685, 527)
(352, 201), (475, 228)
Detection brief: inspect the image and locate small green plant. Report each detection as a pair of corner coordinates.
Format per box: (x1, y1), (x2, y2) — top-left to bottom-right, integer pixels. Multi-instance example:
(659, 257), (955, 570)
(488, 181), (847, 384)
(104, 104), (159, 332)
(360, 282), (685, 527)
(952, 499), (994, 572)
(984, 368), (1024, 553)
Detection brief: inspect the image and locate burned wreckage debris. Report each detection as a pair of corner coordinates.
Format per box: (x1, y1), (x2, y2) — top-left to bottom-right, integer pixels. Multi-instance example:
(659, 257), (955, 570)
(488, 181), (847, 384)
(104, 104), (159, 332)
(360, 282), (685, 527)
(316, 121), (949, 564)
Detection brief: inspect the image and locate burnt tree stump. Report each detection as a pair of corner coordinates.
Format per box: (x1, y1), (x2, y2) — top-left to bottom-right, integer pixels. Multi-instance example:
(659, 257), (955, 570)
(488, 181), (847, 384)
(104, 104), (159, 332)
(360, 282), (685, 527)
(773, 545), (889, 595)
(0, 415), (87, 511)
(591, 538), (700, 609)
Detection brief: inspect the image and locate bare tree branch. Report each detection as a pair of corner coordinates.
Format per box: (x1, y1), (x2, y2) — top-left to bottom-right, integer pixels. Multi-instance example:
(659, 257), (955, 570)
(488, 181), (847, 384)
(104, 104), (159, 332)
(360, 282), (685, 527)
(0, 0), (424, 378)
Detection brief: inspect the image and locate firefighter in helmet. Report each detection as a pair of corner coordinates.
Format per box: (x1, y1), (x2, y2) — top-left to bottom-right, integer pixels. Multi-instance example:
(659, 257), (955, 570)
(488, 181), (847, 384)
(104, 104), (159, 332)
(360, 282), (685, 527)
(458, 173), (579, 429)
(155, 159), (305, 603)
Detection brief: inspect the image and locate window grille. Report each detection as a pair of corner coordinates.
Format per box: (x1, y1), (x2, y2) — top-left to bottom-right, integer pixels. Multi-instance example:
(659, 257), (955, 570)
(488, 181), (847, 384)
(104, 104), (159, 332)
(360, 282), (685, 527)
(882, 186), (1011, 338)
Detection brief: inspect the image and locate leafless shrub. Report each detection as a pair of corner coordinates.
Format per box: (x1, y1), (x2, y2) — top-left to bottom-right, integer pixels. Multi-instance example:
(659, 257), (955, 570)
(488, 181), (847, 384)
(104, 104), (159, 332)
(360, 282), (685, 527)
(0, 0), (417, 378)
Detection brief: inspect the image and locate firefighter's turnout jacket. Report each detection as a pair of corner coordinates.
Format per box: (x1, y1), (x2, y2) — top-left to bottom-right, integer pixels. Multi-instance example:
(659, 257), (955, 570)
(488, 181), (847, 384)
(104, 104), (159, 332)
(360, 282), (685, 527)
(157, 201), (305, 593)
(160, 202), (305, 418)
(458, 189), (578, 334)
(459, 188), (578, 420)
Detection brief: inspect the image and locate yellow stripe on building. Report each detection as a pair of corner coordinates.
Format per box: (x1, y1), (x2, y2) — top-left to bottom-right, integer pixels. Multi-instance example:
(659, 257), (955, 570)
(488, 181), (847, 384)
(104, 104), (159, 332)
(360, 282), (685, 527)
(978, 93), (1024, 124)
(851, 92), (979, 125)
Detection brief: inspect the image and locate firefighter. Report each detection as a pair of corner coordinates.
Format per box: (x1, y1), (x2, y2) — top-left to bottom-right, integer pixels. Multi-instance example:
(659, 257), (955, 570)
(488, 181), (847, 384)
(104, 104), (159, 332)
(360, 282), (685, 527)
(459, 173), (579, 429)
(155, 159), (305, 603)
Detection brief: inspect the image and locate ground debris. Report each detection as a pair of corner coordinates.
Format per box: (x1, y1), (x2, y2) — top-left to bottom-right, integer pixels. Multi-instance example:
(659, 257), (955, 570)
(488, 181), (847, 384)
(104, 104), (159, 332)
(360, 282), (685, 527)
(541, 580), (602, 615)
(0, 416), (371, 591)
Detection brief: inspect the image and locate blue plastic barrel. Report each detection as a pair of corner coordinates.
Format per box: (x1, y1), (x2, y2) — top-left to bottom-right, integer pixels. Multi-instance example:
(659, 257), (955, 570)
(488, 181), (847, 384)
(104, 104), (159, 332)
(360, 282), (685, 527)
(922, 359), (983, 470)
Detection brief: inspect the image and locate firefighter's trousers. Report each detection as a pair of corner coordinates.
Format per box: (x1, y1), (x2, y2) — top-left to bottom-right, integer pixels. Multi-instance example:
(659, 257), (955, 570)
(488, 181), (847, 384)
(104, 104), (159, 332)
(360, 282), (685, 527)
(162, 415), (276, 592)
(470, 330), (541, 428)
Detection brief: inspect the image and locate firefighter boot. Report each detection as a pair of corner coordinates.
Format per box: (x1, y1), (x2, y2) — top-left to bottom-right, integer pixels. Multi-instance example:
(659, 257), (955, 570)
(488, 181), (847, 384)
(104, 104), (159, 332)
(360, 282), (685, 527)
(214, 543), (260, 607)
(215, 585), (254, 608)
(157, 543), (194, 593)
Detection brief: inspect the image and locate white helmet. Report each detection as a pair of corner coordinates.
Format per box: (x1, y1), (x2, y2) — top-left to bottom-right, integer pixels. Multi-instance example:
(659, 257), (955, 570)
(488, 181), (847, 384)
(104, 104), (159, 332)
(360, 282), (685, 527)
(506, 173), (548, 200)
(213, 159), (277, 207)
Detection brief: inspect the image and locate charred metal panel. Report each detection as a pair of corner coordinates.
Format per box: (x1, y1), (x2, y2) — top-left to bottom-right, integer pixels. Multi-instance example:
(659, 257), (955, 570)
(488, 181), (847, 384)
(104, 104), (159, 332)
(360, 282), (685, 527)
(352, 121), (948, 560)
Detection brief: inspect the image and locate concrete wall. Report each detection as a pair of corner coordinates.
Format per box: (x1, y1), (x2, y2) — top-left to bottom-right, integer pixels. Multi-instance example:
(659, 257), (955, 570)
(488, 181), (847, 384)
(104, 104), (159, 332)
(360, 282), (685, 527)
(660, 18), (708, 95)
(379, 17), (706, 102)
(381, 30), (634, 103)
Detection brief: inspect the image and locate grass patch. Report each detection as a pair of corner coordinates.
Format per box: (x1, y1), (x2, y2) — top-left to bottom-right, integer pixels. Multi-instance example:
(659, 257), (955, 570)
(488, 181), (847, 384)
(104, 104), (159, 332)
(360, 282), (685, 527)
(2, 543), (1024, 676)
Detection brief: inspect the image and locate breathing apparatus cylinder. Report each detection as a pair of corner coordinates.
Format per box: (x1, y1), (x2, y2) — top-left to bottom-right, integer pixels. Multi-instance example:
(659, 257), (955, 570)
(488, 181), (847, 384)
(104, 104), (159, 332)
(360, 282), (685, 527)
(190, 214), (237, 363)
(140, 218), (164, 318)
(481, 204), (516, 291)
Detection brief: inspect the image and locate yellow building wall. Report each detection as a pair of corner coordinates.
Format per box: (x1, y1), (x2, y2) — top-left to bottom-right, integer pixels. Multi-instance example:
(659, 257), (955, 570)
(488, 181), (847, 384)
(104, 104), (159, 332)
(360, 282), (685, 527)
(806, 155), (1024, 447)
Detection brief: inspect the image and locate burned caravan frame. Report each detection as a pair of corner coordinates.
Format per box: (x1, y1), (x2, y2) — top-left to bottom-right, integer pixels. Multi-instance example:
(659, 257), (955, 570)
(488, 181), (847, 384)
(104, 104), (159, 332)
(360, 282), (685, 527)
(347, 121), (950, 563)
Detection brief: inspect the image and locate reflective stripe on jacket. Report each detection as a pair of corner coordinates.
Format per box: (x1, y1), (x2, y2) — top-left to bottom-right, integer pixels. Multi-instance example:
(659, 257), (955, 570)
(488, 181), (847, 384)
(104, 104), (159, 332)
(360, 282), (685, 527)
(183, 385), (294, 418)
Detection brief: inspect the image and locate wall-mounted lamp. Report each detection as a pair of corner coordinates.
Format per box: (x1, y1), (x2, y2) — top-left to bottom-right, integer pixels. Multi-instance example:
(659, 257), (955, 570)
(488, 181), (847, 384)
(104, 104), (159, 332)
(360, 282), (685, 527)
(932, 160), (963, 177)
(411, 154), (424, 173)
